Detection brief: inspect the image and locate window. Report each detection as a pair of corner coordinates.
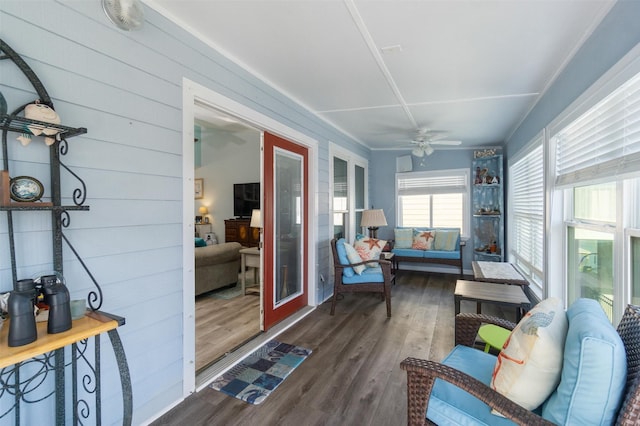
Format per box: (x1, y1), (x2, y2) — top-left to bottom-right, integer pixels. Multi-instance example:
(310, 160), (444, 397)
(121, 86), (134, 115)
(549, 66), (640, 322)
(509, 136), (544, 297)
(396, 169), (469, 236)
(330, 145), (368, 242)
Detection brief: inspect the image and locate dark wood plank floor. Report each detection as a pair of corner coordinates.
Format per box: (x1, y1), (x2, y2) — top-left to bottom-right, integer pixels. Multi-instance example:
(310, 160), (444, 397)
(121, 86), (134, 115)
(153, 271), (513, 426)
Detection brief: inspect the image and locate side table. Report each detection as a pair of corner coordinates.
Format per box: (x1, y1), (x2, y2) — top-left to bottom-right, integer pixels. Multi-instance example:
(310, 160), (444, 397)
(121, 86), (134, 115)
(240, 247), (260, 295)
(381, 252), (395, 274)
(478, 324), (511, 353)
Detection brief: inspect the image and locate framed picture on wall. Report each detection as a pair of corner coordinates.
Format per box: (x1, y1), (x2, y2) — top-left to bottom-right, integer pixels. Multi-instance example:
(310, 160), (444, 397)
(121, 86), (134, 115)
(194, 178), (203, 199)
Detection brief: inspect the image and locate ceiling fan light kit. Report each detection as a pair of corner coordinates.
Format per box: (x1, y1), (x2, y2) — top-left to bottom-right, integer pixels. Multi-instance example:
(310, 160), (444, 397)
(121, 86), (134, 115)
(102, 0), (144, 31)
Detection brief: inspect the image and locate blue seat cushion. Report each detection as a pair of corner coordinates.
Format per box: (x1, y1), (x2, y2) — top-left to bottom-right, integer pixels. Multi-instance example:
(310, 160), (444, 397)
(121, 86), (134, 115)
(335, 238), (355, 277)
(428, 345), (516, 426)
(422, 250), (460, 260)
(541, 298), (627, 425)
(342, 266), (384, 284)
(391, 248), (460, 260)
(392, 248), (424, 258)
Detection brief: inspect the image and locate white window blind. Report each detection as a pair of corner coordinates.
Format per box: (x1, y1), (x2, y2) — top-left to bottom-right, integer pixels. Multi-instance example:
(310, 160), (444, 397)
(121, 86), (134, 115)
(397, 171), (468, 195)
(511, 143), (544, 285)
(554, 71), (640, 186)
(396, 169), (469, 234)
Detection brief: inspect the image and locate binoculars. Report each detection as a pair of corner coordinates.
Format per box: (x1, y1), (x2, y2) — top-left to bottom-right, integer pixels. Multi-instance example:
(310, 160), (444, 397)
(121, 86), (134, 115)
(7, 275), (72, 347)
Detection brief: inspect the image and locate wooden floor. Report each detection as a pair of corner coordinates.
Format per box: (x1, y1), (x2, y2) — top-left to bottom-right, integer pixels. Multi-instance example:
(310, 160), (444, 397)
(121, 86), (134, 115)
(195, 277), (261, 371)
(155, 271), (513, 426)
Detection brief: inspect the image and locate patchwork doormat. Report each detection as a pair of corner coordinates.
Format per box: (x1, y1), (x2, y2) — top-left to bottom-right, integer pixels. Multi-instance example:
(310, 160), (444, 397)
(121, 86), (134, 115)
(210, 340), (312, 404)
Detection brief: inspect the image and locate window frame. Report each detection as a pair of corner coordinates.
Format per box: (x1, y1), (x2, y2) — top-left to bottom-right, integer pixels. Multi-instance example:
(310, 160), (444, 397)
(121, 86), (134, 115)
(544, 45), (640, 322)
(329, 143), (368, 242)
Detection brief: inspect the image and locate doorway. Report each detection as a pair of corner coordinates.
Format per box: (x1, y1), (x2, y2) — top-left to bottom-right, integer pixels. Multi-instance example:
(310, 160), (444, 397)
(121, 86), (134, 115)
(193, 104), (262, 372)
(181, 79), (318, 395)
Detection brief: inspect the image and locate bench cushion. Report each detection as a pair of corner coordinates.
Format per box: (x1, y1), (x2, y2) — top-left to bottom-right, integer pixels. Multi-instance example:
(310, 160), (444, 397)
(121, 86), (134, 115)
(542, 298), (627, 425)
(428, 345), (516, 426)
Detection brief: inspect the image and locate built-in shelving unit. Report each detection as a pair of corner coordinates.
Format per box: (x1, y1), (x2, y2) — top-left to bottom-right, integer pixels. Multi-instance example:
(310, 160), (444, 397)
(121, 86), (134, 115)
(0, 38), (131, 425)
(472, 151), (504, 262)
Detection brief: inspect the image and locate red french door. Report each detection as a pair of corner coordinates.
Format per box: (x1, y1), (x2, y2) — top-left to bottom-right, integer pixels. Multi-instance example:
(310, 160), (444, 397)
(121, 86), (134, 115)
(262, 132), (309, 330)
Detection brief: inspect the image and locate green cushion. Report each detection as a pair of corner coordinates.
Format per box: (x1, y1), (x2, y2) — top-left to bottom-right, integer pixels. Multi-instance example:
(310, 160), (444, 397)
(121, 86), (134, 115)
(195, 237), (207, 247)
(394, 228), (414, 249)
(434, 229), (459, 251)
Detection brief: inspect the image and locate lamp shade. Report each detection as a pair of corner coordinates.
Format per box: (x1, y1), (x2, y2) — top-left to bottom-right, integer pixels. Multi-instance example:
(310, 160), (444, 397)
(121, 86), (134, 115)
(250, 209), (262, 228)
(360, 209), (387, 228)
(198, 206), (208, 215)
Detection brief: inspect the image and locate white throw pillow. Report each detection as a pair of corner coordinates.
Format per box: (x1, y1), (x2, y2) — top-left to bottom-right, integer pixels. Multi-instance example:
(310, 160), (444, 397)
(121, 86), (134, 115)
(343, 242), (366, 275)
(490, 297), (568, 413)
(354, 236), (387, 267)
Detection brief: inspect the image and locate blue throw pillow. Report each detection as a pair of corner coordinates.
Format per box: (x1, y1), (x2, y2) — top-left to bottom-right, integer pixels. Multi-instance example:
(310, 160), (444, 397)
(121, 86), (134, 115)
(195, 237), (207, 247)
(542, 298), (627, 425)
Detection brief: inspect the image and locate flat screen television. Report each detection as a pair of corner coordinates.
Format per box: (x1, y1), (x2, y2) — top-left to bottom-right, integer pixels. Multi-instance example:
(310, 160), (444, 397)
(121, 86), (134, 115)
(233, 182), (260, 218)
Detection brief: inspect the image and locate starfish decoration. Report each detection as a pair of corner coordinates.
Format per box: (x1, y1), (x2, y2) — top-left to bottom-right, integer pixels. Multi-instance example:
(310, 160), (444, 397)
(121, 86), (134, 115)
(419, 231), (434, 240)
(364, 238), (383, 249)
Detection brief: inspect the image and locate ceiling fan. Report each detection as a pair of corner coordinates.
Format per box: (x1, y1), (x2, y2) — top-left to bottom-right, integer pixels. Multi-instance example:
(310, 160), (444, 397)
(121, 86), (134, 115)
(406, 129), (462, 157)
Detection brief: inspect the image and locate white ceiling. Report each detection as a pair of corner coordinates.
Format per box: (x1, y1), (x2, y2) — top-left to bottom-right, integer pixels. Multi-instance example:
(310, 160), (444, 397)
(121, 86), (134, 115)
(147, 0), (615, 152)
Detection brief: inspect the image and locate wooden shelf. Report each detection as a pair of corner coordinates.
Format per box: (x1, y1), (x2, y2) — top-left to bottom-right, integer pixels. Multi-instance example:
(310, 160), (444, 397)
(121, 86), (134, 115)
(0, 310), (119, 369)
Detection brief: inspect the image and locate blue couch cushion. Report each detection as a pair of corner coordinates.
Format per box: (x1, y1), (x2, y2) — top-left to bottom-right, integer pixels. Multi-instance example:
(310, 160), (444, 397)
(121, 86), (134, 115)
(342, 266), (384, 284)
(392, 248), (424, 258)
(335, 238), (355, 277)
(542, 298), (627, 425)
(421, 250), (460, 260)
(428, 345), (516, 426)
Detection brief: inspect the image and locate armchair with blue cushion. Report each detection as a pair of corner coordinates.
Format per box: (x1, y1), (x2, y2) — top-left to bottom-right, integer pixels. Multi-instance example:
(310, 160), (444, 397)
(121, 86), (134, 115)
(401, 299), (640, 425)
(330, 238), (394, 317)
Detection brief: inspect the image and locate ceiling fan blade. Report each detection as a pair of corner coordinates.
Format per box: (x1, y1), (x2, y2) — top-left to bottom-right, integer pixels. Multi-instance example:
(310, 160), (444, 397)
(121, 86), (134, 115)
(430, 140), (462, 146)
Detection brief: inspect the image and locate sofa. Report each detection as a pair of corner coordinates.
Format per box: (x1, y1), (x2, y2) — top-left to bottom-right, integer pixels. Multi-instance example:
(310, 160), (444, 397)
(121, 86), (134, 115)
(401, 298), (631, 425)
(195, 242), (242, 296)
(391, 227), (463, 275)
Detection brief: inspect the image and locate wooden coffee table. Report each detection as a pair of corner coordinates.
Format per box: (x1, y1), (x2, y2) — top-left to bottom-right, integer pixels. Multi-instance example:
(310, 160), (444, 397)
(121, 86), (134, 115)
(454, 279), (530, 321)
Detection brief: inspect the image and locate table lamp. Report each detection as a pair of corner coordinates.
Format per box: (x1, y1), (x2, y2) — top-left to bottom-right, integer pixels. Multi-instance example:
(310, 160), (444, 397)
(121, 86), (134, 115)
(250, 209), (263, 249)
(198, 206), (209, 224)
(360, 209), (387, 239)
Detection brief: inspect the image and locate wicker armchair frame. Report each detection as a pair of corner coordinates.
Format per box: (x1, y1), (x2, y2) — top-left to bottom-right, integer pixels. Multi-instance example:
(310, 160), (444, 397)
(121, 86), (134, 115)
(330, 238), (395, 317)
(401, 305), (640, 426)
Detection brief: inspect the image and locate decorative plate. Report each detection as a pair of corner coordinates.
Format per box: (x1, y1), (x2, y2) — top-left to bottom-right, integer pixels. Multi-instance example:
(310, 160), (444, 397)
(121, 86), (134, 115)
(10, 176), (44, 202)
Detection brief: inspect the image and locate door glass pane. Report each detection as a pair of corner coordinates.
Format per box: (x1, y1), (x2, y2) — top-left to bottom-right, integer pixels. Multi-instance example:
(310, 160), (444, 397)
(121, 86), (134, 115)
(333, 157), (348, 239)
(275, 150), (303, 305)
(355, 165), (365, 210)
(632, 236), (640, 306)
(568, 227), (614, 322)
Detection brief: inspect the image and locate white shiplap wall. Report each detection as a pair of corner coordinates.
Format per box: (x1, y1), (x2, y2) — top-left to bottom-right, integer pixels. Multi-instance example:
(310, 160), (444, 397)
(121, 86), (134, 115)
(0, 0), (369, 423)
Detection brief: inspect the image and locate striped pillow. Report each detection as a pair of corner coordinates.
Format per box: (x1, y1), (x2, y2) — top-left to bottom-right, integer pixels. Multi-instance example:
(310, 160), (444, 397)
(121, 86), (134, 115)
(394, 228), (414, 249)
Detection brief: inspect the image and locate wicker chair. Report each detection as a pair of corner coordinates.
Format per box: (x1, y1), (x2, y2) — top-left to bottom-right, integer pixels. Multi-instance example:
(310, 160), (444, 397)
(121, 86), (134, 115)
(401, 304), (640, 426)
(330, 238), (394, 317)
